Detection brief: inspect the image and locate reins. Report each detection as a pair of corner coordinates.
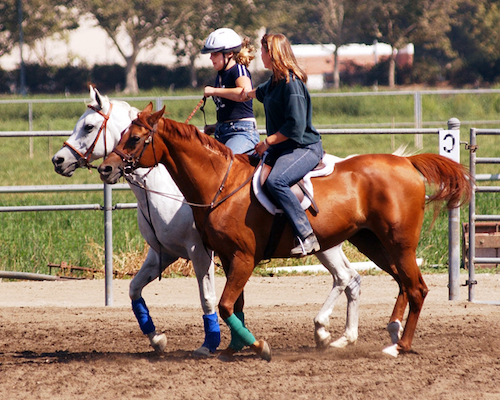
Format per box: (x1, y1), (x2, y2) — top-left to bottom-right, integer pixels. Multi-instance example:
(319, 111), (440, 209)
(124, 150), (262, 210)
(184, 96), (207, 126)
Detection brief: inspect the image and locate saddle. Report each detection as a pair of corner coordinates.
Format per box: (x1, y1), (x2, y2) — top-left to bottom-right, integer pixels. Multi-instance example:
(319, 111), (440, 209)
(252, 153), (341, 215)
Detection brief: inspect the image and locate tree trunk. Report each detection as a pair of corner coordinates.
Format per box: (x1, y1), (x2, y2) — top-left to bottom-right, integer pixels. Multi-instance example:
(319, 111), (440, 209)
(333, 48), (340, 89)
(124, 54), (139, 94)
(388, 49), (396, 88)
(189, 55), (198, 88)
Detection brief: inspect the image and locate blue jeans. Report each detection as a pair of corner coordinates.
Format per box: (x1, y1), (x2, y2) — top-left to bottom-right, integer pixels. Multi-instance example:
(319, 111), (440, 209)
(215, 120), (259, 155)
(265, 140), (323, 240)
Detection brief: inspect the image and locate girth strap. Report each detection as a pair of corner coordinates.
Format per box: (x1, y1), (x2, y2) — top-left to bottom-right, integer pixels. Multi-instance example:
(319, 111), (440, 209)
(263, 213), (287, 259)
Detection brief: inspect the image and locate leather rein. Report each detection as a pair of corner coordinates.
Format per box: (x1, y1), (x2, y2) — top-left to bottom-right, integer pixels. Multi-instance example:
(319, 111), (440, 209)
(63, 103), (113, 169)
(114, 120), (261, 210)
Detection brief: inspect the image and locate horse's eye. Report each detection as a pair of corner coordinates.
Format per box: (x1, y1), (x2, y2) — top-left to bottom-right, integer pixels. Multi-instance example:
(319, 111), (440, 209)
(84, 124), (94, 132)
(129, 136), (141, 145)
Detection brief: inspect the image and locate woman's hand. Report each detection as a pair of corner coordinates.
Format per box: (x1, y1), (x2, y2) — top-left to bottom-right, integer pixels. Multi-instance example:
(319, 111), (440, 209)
(240, 88), (256, 102)
(254, 138), (270, 157)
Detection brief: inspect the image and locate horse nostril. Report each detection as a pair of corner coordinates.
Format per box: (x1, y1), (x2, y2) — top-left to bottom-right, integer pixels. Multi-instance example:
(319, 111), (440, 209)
(98, 164), (111, 175)
(52, 156), (63, 166)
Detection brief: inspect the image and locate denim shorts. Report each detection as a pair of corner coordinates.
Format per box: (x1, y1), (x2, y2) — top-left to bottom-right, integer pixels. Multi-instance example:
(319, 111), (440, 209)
(215, 120), (260, 155)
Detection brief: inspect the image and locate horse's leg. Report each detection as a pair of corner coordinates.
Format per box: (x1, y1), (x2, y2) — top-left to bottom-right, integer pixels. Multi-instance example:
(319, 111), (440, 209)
(218, 254), (271, 362)
(314, 244), (360, 349)
(348, 231), (406, 343)
(130, 248), (176, 353)
(383, 250), (428, 357)
(189, 248), (221, 357)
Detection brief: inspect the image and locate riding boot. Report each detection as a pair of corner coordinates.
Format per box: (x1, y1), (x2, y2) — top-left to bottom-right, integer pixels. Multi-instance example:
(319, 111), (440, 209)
(290, 233), (320, 256)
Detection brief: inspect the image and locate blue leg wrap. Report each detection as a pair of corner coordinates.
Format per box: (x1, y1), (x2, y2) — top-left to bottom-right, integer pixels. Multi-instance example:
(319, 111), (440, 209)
(225, 312), (255, 352)
(202, 313), (221, 352)
(132, 297), (156, 335)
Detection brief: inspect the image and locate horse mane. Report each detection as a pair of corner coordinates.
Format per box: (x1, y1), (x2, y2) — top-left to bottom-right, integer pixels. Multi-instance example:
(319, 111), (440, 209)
(160, 117), (235, 160)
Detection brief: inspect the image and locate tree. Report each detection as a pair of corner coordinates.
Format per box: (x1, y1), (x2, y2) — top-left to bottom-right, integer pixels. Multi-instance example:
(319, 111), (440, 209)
(448, 0), (500, 83)
(365, 0), (457, 87)
(169, 0), (262, 88)
(75, 0), (187, 94)
(254, 0), (369, 88)
(0, 0), (78, 62)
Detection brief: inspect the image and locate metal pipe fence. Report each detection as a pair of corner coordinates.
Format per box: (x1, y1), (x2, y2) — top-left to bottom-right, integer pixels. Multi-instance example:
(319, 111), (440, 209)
(3, 88), (500, 131)
(1, 120), (462, 305)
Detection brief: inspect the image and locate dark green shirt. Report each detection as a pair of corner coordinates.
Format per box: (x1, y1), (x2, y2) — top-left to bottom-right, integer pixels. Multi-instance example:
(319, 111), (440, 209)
(255, 73), (320, 147)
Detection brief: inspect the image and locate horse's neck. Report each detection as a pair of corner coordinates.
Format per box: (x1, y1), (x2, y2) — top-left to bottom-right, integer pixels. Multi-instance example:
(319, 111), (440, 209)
(157, 122), (238, 205)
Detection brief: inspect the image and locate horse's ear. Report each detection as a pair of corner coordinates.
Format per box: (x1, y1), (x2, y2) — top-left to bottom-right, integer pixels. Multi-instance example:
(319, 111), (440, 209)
(149, 106), (165, 125)
(94, 87), (104, 109)
(142, 102), (154, 116)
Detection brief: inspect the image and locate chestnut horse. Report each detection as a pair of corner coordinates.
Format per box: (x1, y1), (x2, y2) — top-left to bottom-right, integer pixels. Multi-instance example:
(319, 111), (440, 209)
(99, 103), (472, 360)
(53, 87), (363, 355)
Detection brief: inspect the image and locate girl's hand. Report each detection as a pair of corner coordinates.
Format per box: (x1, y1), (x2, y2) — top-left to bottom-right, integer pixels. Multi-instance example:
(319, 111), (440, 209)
(204, 86), (215, 97)
(204, 124), (216, 135)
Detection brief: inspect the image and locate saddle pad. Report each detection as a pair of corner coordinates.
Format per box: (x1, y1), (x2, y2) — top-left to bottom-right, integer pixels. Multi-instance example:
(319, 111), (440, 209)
(253, 153), (342, 215)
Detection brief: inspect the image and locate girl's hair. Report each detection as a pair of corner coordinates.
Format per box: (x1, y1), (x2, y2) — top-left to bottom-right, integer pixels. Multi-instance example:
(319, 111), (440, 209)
(261, 33), (307, 84)
(234, 37), (256, 68)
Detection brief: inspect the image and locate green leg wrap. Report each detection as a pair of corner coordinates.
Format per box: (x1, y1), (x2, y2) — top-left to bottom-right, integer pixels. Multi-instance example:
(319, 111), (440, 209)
(229, 312), (246, 351)
(225, 313), (256, 351)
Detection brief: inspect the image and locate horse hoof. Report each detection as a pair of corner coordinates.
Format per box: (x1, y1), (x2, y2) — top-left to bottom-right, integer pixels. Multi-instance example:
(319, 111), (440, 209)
(387, 320), (403, 344)
(314, 333), (332, 349)
(252, 340), (272, 362)
(382, 343), (399, 358)
(218, 347), (237, 362)
(314, 325), (332, 349)
(330, 335), (356, 348)
(150, 333), (167, 353)
(193, 346), (215, 358)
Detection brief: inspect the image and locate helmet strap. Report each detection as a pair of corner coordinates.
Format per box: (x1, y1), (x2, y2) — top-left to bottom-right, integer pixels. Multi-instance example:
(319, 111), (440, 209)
(223, 52), (234, 71)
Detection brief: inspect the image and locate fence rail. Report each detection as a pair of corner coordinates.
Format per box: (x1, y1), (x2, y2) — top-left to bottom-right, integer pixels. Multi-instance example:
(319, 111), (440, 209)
(467, 127), (500, 304)
(3, 89), (500, 131)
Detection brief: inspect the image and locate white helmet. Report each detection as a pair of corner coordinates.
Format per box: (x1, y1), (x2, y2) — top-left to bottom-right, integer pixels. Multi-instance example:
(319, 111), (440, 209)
(201, 28), (242, 54)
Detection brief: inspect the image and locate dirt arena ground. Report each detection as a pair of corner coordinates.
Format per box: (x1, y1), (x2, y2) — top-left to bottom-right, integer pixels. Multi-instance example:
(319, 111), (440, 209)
(1, 273), (499, 400)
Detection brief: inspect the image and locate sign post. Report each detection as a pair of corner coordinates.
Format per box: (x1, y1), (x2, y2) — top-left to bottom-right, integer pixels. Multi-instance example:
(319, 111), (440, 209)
(440, 118), (461, 300)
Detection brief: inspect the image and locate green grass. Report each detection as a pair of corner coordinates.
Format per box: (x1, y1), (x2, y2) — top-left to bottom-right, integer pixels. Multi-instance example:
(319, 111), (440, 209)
(1, 88), (500, 276)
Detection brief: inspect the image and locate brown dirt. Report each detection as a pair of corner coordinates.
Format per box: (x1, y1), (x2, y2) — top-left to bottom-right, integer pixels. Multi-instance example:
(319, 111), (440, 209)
(1, 273), (499, 400)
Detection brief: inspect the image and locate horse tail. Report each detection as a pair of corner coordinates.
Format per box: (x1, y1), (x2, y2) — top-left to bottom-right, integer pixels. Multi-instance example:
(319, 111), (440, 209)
(407, 154), (473, 210)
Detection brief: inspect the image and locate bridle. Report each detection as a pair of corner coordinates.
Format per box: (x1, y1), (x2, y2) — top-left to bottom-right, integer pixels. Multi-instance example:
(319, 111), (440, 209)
(63, 103), (114, 170)
(111, 117), (158, 176)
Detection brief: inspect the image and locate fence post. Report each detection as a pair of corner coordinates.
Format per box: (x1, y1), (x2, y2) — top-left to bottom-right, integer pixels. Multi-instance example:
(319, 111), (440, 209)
(444, 118), (461, 300)
(104, 183), (113, 306)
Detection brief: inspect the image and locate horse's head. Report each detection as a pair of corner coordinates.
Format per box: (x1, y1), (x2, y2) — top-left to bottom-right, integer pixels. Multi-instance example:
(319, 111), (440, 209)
(52, 86), (138, 177)
(99, 102), (165, 184)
